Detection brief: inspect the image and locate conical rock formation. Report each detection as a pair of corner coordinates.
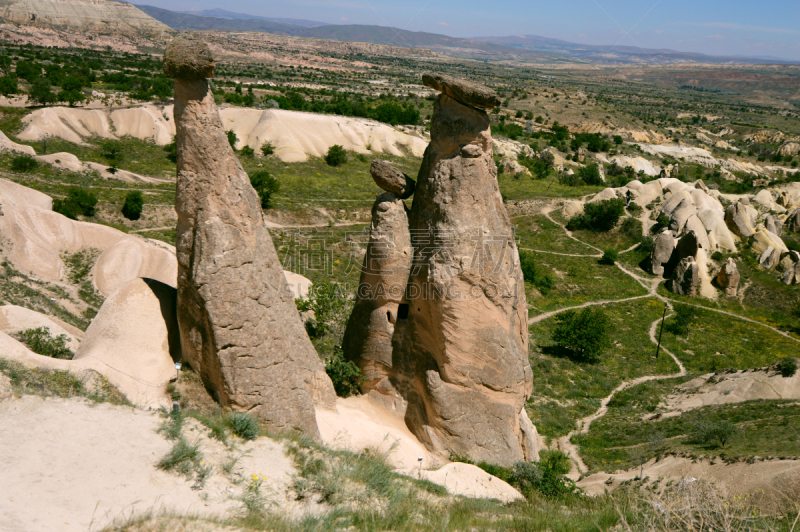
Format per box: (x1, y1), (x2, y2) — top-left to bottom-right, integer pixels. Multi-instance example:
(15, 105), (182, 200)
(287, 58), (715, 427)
(167, 34), (335, 438)
(393, 75), (536, 465)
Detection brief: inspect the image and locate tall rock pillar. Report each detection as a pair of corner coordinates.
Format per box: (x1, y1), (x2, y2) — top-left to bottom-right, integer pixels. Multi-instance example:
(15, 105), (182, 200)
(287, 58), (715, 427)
(165, 33), (335, 439)
(396, 74), (537, 465)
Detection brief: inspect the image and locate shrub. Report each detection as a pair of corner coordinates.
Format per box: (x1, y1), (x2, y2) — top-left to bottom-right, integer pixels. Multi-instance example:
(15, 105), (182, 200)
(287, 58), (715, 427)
(16, 327), (73, 359)
(240, 145), (254, 157)
(637, 236), (654, 255)
(10, 154), (38, 173)
(551, 307), (612, 361)
(325, 348), (363, 398)
(519, 251), (555, 294)
(227, 412), (260, 441)
(652, 214), (671, 232)
(620, 216), (643, 239)
(249, 170), (280, 209)
(776, 357), (797, 378)
(666, 303), (698, 340)
(30, 78), (57, 105)
(164, 136), (177, 162)
(569, 198), (625, 232)
(226, 129), (238, 148)
(121, 191), (144, 221)
(325, 144), (348, 167)
(600, 249), (618, 265)
(99, 140), (123, 162)
(711, 251), (724, 261)
(511, 461), (542, 493)
(577, 163), (604, 186)
(690, 420), (738, 447)
(158, 409), (184, 440)
(53, 187), (98, 219)
(536, 450), (578, 497)
(0, 75), (18, 95)
(260, 142), (275, 156)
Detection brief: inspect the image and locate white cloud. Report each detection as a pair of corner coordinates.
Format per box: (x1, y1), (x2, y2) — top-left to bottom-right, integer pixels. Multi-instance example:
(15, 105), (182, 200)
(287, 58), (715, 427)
(438, 22), (448, 26)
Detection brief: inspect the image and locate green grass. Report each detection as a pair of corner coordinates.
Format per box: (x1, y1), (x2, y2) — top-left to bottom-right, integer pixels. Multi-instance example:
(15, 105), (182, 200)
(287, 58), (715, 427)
(660, 305), (800, 374)
(498, 173), (605, 200)
(576, 390), (800, 472)
(0, 357), (129, 404)
(514, 214), (599, 255)
(528, 298), (679, 440)
(524, 251), (648, 317)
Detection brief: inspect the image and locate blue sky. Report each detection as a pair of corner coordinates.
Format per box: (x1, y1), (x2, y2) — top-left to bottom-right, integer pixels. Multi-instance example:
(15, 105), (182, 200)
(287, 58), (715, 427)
(147, 0), (800, 60)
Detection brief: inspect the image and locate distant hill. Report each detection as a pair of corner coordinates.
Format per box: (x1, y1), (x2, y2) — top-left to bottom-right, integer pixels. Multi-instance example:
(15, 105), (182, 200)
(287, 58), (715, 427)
(135, 5), (798, 65)
(187, 9), (328, 28)
(473, 35), (799, 65)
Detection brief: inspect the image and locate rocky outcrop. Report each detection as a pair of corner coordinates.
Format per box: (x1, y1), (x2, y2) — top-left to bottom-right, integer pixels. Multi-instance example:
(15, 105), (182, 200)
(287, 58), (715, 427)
(651, 231), (675, 276)
(391, 74), (536, 466)
(370, 160), (416, 199)
(669, 256), (700, 297)
(725, 202), (755, 239)
(787, 208), (800, 233)
(780, 252), (800, 285)
(758, 247), (782, 270)
(2, 0), (171, 35)
(716, 258), (740, 296)
(168, 34), (335, 438)
(500, 158), (531, 177)
(342, 192), (412, 391)
(765, 214), (783, 237)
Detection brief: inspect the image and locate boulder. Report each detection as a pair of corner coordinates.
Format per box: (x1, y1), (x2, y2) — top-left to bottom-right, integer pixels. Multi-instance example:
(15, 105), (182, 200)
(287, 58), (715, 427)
(393, 75), (535, 466)
(167, 35), (335, 438)
(750, 228), (788, 255)
(765, 214), (783, 237)
(758, 246), (781, 270)
(682, 216), (710, 252)
(669, 256), (700, 297)
(651, 231), (675, 276)
(500, 158), (531, 177)
(716, 258), (740, 297)
(421, 73), (501, 109)
(725, 202), (755, 239)
(370, 160), (416, 199)
(342, 192), (412, 391)
(782, 264), (800, 285)
(787, 208), (800, 233)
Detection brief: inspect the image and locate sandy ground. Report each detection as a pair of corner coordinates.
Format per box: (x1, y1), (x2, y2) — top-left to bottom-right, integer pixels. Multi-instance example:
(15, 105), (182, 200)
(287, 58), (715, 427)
(0, 395), (301, 532)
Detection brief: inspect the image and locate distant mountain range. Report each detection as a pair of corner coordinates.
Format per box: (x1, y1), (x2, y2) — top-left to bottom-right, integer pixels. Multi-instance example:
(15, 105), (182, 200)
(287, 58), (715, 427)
(135, 4), (798, 65)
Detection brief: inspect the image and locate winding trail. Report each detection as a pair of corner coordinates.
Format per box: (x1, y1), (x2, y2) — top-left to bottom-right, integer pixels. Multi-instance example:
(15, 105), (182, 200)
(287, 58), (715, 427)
(529, 203), (799, 477)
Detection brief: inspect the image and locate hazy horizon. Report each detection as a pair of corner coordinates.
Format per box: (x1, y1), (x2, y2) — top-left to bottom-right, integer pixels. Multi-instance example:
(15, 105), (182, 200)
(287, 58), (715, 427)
(134, 0), (800, 61)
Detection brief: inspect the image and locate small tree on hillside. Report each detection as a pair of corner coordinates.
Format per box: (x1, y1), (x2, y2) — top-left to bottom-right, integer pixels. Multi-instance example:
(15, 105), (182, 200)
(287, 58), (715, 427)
(667, 303), (698, 340)
(249, 170), (280, 209)
(121, 191), (144, 221)
(325, 144), (348, 167)
(226, 130), (238, 149)
(551, 307), (612, 361)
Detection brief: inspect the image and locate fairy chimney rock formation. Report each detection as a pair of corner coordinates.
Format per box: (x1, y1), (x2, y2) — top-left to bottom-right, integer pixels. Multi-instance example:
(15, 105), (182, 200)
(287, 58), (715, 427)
(371, 160), (416, 199)
(167, 33), (335, 439)
(393, 73), (536, 465)
(342, 191), (412, 391)
(716, 258), (740, 296)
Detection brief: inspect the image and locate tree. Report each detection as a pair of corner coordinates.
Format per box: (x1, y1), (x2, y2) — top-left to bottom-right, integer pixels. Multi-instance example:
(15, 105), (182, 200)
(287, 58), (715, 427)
(260, 142), (275, 156)
(10, 154), (38, 173)
(226, 130), (238, 149)
(151, 78), (173, 99)
(568, 198), (625, 232)
(164, 136), (177, 162)
(121, 191), (144, 221)
(667, 304), (698, 340)
(0, 75), (18, 96)
(551, 307), (612, 361)
(519, 250), (555, 294)
(53, 187), (98, 219)
(30, 78), (57, 106)
(577, 163), (604, 186)
(100, 140), (123, 163)
(249, 170), (280, 209)
(601, 248), (618, 265)
(691, 420), (738, 448)
(613, 135), (623, 145)
(325, 347), (364, 398)
(325, 144), (348, 167)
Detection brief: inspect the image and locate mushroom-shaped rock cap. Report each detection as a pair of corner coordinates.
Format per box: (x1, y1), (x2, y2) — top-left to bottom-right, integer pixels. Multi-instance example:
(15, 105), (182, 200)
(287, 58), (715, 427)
(422, 73), (500, 109)
(163, 33), (215, 80)
(370, 160), (416, 199)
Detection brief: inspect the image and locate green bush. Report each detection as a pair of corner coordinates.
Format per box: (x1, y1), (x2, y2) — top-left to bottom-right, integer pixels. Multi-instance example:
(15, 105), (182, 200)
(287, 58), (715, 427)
(620, 216), (642, 239)
(551, 307), (612, 361)
(260, 142), (275, 156)
(666, 304), (698, 340)
(227, 412), (260, 441)
(519, 250), (555, 294)
(776, 357), (797, 378)
(577, 164), (604, 186)
(637, 236), (654, 255)
(0, 75), (18, 95)
(325, 348), (364, 398)
(10, 154), (38, 173)
(121, 191), (144, 221)
(240, 145), (255, 157)
(690, 420), (738, 447)
(226, 130), (238, 148)
(53, 188), (98, 219)
(600, 249), (618, 265)
(325, 145), (348, 167)
(164, 136), (177, 163)
(652, 214), (671, 232)
(711, 251), (724, 261)
(16, 327), (73, 359)
(536, 450), (578, 497)
(100, 140), (123, 162)
(568, 198), (625, 233)
(249, 170), (280, 209)
(30, 78), (57, 105)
